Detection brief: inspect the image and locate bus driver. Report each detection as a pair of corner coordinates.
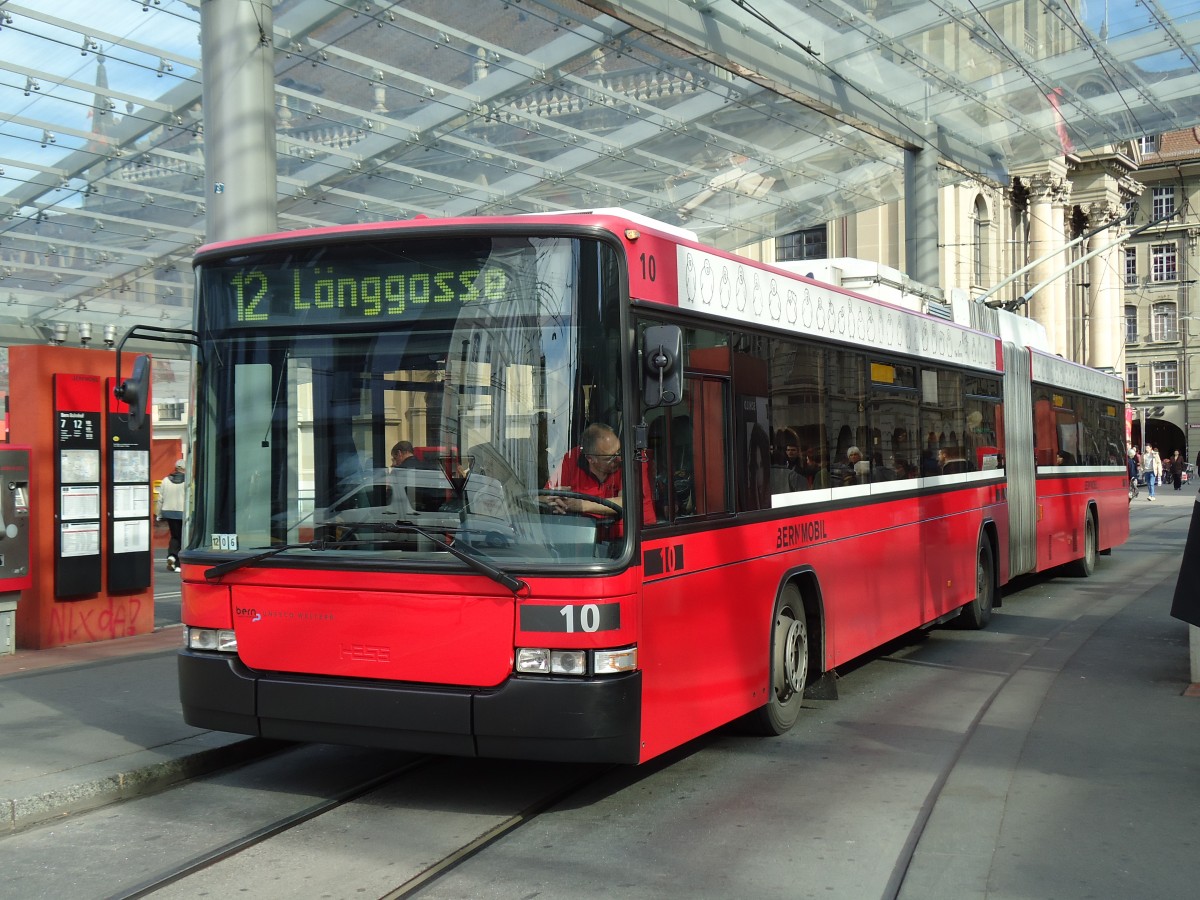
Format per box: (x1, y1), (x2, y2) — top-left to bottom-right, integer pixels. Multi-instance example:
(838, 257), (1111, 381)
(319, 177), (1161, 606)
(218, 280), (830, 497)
(544, 423), (657, 531)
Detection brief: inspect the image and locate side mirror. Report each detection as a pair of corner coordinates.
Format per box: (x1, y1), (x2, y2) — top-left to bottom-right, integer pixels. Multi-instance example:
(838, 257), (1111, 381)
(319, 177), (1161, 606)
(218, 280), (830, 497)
(641, 324), (683, 408)
(115, 355), (151, 432)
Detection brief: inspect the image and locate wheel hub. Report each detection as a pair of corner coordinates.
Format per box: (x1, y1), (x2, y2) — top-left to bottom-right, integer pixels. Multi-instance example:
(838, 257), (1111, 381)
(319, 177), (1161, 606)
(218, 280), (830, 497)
(782, 619), (806, 695)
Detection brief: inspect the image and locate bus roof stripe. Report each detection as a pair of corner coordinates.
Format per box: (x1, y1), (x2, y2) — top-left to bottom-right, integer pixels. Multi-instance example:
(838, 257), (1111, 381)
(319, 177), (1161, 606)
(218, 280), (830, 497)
(676, 245), (1000, 372)
(1029, 349), (1125, 402)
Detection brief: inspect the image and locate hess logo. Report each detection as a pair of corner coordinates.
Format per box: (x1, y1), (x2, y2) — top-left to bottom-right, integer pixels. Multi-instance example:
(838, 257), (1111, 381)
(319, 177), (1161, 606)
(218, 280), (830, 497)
(341, 644), (390, 662)
(235, 606), (262, 622)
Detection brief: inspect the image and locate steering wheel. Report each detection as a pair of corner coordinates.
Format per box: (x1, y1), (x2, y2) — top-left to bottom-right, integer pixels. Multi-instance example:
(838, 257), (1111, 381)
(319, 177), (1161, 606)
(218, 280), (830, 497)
(535, 489), (623, 524)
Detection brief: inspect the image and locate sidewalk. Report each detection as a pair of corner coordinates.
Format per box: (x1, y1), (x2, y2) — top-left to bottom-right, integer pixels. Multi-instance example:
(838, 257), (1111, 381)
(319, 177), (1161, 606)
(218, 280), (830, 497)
(903, 488), (1200, 898)
(0, 626), (278, 834)
(1, 488), (1196, 839)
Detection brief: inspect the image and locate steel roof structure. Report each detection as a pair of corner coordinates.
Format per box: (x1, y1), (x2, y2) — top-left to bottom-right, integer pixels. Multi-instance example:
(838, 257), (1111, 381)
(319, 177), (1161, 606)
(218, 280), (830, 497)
(1, 0), (1198, 355)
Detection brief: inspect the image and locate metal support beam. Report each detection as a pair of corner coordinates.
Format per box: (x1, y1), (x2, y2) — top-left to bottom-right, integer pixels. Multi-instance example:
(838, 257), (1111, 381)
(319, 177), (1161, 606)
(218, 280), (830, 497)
(904, 124), (939, 288)
(200, 0), (277, 242)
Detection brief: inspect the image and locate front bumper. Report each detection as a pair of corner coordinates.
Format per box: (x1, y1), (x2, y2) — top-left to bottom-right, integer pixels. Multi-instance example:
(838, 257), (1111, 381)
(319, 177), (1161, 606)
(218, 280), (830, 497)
(178, 649), (642, 763)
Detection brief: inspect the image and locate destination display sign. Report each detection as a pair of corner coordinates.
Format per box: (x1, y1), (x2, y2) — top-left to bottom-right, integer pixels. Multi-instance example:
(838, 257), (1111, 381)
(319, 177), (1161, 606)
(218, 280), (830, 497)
(202, 248), (517, 330)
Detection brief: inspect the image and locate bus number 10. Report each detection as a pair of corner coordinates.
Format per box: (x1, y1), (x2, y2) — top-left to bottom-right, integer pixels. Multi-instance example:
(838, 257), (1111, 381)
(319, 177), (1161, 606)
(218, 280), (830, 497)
(560, 604), (602, 633)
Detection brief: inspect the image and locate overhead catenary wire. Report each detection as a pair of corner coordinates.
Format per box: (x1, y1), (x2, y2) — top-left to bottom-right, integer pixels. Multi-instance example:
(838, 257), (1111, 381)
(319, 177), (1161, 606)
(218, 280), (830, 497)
(998, 206), (1185, 312)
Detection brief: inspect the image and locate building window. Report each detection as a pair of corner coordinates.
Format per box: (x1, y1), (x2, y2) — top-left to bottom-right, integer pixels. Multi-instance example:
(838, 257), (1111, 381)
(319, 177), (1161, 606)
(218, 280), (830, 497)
(776, 226), (827, 262)
(1125, 305), (1139, 343)
(1139, 135), (1157, 154)
(157, 402), (185, 421)
(1150, 243), (1177, 282)
(1125, 363), (1139, 395)
(1152, 186), (1176, 220)
(973, 196), (988, 285)
(1152, 303), (1178, 341)
(1123, 200), (1137, 224)
(1153, 360), (1178, 393)
(1124, 247), (1138, 286)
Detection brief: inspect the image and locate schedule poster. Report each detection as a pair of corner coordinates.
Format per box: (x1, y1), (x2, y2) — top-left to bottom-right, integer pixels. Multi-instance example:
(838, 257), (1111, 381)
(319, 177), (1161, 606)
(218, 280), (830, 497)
(107, 374), (153, 592)
(54, 373), (103, 598)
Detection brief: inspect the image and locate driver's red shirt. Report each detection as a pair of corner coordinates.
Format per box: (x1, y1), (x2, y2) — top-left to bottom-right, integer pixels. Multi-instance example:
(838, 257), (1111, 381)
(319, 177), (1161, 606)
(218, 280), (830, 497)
(546, 448), (657, 532)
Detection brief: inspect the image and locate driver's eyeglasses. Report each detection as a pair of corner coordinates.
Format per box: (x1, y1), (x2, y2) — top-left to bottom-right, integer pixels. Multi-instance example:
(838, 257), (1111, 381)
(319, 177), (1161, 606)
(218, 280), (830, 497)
(587, 453), (622, 462)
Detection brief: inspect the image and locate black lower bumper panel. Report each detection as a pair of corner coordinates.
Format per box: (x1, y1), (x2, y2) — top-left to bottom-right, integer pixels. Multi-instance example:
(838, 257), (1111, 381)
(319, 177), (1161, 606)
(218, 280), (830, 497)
(178, 650), (642, 763)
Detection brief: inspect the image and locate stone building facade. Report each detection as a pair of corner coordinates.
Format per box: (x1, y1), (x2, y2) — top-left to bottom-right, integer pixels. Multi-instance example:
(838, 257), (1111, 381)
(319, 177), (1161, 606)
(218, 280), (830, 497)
(753, 130), (1200, 463)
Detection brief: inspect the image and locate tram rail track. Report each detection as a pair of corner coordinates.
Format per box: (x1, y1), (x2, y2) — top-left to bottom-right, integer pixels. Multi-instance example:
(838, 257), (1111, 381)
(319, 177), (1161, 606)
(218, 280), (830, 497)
(108, 752), (616, 900)
(112, 756), (437, 900)
(378, 766), (617, 900)
(882, 533), (1184, 900)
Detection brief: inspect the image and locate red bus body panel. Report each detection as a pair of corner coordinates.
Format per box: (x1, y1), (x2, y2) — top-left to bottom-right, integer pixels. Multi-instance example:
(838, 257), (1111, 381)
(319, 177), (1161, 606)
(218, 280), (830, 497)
(1033, 473), (1130, 573)
(182, 567), (642, 686)
(637, 482), (1006, 760)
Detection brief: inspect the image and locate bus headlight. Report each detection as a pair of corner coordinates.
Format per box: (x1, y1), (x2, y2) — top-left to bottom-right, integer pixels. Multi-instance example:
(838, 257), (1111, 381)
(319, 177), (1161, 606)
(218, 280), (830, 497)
(515, 645), (637, 676)
(594, 646), (637, 674)
(186, 627), (238, 653)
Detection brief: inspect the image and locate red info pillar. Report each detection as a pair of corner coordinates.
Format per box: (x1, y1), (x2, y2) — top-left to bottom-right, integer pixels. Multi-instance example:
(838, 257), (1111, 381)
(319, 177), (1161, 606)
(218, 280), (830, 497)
(9, 345), (155, 649)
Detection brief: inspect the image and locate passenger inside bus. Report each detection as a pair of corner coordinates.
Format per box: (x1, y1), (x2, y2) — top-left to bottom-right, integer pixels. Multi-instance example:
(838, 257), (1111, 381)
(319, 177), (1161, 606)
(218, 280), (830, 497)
(386, 440), (419, 510)
(870, 452), (896, 481)
(803, 448), (831, 488)
(772, 428), (807, 493)
(835, 445), (869, 485)
(390, 440), (418, 469)
(385, 440), (449, 513)
(544, 423), (657, 533)
(938, 446), (970, 474)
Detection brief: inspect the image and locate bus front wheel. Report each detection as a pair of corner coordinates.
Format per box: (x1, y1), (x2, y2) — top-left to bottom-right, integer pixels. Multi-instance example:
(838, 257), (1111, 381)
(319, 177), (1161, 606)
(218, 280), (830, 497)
(746, 584), (808, 735)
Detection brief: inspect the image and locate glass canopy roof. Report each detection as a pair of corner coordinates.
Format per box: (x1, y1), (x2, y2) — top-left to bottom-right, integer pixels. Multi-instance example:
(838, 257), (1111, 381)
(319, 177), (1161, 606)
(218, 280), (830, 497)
(0, 0), (1197, 353)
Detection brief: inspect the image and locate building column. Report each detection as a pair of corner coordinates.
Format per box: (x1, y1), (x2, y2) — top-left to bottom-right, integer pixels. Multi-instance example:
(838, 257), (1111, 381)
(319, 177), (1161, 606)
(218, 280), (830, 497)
(1050, 198), (1072, 358)
(1026, 173), (1069, 352)
(201, 0), (277, 243)
(1087, 203), (1122, 372)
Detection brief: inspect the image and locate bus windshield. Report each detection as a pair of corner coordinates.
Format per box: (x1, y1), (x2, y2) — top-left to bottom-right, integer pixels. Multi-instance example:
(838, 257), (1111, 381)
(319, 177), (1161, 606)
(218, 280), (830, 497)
(191, 233), (630, 568)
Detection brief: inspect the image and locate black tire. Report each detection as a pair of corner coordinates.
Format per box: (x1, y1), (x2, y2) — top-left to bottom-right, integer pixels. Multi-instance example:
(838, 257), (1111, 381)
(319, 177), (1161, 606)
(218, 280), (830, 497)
(744, 584), (808, 736)
(958, 538), (995, 630)
(1068, 511), (1097, 577)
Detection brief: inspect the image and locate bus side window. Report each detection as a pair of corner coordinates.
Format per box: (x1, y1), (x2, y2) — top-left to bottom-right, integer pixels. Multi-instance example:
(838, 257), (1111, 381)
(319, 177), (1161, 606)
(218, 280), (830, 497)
(669, 412), (694, 516)
(644, 406), (671, 522)
(644, 374), (730, 521)
(646, 407), (699, 520)
(681, 374), (730, 517)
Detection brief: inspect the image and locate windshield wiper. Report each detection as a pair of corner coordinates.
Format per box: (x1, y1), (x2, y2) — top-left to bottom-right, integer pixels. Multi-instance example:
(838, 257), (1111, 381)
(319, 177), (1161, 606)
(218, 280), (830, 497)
(201, 528), (529, 597)
(201, 539), (390, 580)
(378, 521), (529, 596)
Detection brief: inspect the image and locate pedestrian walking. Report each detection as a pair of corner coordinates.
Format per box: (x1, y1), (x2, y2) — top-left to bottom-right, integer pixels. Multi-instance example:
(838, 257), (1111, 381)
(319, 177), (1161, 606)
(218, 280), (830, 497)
(1144, 445), (1162, 501)
(156, 458), (186, 571)
(1170, 450), (1185, 491)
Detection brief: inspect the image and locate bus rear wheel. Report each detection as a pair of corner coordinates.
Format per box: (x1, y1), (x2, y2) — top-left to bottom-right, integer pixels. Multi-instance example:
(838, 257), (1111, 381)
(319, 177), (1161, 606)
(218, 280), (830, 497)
(958, 538), (995, 630)
(1069, 511), (1097, 577)
(746, 584), (808, 735)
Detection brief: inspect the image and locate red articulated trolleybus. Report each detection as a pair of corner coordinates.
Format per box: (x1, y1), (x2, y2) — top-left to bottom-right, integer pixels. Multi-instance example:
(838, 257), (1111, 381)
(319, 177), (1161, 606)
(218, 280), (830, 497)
(169, 210), (1129, 764)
